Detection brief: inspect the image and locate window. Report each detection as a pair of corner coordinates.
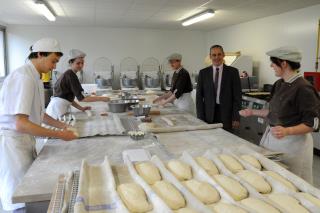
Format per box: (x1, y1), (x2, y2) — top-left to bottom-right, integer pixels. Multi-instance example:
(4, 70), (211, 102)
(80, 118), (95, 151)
(0, 25), (7, 79)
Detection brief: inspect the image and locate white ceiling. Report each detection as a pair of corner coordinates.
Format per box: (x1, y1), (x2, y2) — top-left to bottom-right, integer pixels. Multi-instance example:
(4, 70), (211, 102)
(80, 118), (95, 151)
(0, 0), (320, 31)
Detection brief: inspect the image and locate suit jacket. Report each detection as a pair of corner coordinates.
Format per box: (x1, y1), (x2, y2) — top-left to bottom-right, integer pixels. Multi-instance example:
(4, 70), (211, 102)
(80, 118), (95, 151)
(196, 64), (241, 129)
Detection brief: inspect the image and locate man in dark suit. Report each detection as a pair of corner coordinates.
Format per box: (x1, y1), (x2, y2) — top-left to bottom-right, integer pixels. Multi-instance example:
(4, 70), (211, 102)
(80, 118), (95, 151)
(196, 45), (241, 131)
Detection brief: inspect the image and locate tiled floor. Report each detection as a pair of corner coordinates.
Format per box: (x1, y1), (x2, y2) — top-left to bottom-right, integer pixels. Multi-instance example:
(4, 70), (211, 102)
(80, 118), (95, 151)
(1, 155), (320, 213)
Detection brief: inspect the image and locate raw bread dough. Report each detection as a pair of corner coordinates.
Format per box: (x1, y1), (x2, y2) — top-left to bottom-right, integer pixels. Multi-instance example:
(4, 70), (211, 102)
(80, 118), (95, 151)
(207, 202), (248, 213)
(167, 160), (192, 181)
(236, 170), (272, 194)
(85, 110), (92, 117)
(135, 162), (162, 185)
(183, 179), (220, 204)
(195, 156), (219, 176)
(268, 194), (309, 213)
(152, 181), (186, 210)
(241, 155), (262, 170)
(174, 207), (197, 213)
(299, 192), (320, 208)
(264, 171), (298, 192)
(138, 123), (157, 131)
(118, 183), (153, 213)
(218, 154), (244, 173)
(240, 197), (280, 213)
(213, 175), (248, 201)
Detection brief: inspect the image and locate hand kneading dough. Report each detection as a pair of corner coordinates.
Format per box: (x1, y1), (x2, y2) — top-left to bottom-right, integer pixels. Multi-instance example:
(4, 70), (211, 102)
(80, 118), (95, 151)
(264, 171), (298, 192)
(236, 170), (271, 194)
(299, 192), (320, 208)
(174, 207), (198, 213)
(183, 179), (220, 204)
(268, 194), (309, 213)
(195, 157), (219, 176)
(213, 175), (248, 201)
(117, 183), (153, 213)
(207, 202), (248, 213)
(241, 155), (262, 170)
(240, 198), (280, 213)
(135, 162), (161, 185)
(218, 154), (244, 173)
(152, 181), (186, 210)
(167, 160), (192, 181)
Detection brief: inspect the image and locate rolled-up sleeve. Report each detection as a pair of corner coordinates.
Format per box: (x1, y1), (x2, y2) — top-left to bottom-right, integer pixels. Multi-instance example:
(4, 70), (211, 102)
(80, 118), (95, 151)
(69, 74), (85, 101)
(173, 72), (188, 99)
(297, 86), (320, 130)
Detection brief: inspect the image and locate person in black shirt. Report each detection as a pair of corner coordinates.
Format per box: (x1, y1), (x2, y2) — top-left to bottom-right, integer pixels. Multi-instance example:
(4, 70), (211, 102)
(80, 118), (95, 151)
(153, 53), (194, 113)
(239, 46), (320, 183)
(46, 49), (109, 119)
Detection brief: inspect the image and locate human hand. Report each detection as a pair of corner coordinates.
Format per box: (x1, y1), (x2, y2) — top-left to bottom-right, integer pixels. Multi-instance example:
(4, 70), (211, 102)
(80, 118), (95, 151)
(239, 109), (253, 117)
(271, 126), (288, 139)
(82, 106), (92, 111)
(232, 121), (240, 129)
(58, 129), (78, 141)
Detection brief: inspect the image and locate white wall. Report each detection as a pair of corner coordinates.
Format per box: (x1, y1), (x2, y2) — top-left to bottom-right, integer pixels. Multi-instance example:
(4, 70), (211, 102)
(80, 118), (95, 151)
(6, 26), (206, 88)
(206, 4), (320, 86)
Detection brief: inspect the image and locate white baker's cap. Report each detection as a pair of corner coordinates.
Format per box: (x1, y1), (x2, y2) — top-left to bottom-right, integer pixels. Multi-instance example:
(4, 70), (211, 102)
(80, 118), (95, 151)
(31, 38), (61, 53)
(167, 53), (182, 61)
(69, 49), (86, 60)
(266, 46), (302, 63)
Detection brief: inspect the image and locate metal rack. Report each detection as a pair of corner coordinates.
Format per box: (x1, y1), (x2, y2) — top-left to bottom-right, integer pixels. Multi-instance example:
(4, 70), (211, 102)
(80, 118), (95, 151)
(120, 57), (139, 90)
(93, 57), (114, 89)
(140, 57), (161, 90)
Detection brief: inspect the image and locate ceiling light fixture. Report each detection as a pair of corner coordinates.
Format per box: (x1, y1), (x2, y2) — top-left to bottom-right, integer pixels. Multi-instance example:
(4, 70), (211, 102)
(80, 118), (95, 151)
(182, 9), (215, 26)
(34, 0), (56, 21)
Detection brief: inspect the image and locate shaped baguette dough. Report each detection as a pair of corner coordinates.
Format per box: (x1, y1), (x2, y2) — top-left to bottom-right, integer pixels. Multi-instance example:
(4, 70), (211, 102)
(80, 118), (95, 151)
(264, 171), (298, 192)
(241, 155), (262, 170)
(213, 175), (248, 201)
(299, 192), (320, 207)
(117, 183), (153, 213)
(236, 170), (272, 194)
(152, 181), (186, 210)
(174, 207), (198, 213)
(268, 194), (309, 213)
(167, 160), (192, 181)
(219, 154), (244, 173)
(207, 202), (248, 213)
(135, 162), (162, 185)
(240, 197), (280, 213)
(183, 179), (220, 204)
(195, 157), (219, 176)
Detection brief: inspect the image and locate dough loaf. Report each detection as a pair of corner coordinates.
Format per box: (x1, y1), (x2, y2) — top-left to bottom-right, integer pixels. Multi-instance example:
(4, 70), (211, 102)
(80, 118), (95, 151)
(174, 207), (198, 213)
(264, 171), (298, 192)
(268, 194), (309, 213)
(152, 181), (186, 210)
(298, 192), (320, 208)
(240, 197), (280, 213)
(236, 170), (271, 194)
(219, 154), (244, 173)
(135, 162), (161, 185)
(207, 202), (248, 213)
(213, 175), (248, 201)
(167, 160), (192, 181)
(241, 155), (262, 170)
(183, 179), (220, 204)
(117, 183), (153, 213)
(195, 156), (219, 176)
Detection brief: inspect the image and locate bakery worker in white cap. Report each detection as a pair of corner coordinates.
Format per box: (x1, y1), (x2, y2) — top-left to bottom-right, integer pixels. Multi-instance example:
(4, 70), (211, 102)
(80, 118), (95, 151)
(0, 38), (78, 211)
(153, 53), (194, 113)
(46, 49), (110, 119)
(240, 46), (320, 183)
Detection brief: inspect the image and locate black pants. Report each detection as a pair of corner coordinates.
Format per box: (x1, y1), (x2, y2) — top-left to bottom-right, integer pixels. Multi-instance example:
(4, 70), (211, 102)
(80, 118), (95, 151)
(214, 104), (233, 132)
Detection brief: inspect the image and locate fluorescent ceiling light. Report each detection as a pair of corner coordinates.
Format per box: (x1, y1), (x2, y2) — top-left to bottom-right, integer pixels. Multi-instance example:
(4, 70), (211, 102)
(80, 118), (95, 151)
(182, 9), (215, 26)
(34, 0), (56, 21)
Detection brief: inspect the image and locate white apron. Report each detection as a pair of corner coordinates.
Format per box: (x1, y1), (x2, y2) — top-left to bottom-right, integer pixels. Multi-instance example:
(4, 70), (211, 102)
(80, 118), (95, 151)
(260, 126), (314, 183)
(0, 130), (36, 211)
(173, 92), (195, 114)
(46, 97), (72, 119)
